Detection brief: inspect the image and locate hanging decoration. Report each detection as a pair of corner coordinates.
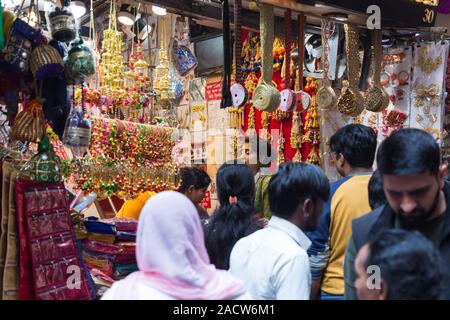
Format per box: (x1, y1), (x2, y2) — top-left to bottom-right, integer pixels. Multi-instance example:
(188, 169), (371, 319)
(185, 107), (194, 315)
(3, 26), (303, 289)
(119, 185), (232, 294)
(220, 0), (233, 109)
(337, 24), (364, 117)
(65, 117), (177, 200)
(62, 83), (91, 158)
(99, 0), (125, 118)
(252, 4), (280, 112)
(303, 78), (321, 165)
(229, 0), (247, 130)
(290, 13), (306, 162)
(364, 30), (389, 112)
(48, 3), (77, 43)
(65, 38), (96, 85)
(274, 9), (293, 164)
(316, 18), (337, 110)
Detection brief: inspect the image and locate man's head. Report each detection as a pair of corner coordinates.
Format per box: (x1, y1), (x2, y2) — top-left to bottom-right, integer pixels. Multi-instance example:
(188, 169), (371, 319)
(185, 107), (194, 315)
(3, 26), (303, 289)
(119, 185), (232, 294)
(244, 135), (274, 175)
(377, 128), (448, 229)
(368, 170), (387, 210)
(355, 229), (443, 300)
(329, 124), (377, 177)
(268, 162), (330, 232)
(178, 167), (212, 205)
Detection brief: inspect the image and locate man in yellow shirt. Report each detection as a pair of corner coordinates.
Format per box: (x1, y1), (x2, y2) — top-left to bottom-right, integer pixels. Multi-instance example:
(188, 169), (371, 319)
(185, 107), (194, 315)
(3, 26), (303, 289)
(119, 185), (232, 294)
(116, 191), (156, 220)
(307, 124), (377, 300)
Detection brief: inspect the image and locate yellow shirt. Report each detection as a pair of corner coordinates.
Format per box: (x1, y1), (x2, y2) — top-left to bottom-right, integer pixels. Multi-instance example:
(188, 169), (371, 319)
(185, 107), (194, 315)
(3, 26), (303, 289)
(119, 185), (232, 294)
(115, 192), (155, 220)
(321, 175), (371, 295)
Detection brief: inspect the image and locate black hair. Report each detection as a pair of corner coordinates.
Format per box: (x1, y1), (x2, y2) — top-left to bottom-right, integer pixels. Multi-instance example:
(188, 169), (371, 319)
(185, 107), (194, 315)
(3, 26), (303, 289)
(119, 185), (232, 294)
(366, 229), (444, 300)
(204, 163), (260, 270)
(178, 167), (211, 193)
(268, 162), (330, 219)
(368, 170), (387, 210)
(377, 128), (440, 176)
(329, 124), (377, 168)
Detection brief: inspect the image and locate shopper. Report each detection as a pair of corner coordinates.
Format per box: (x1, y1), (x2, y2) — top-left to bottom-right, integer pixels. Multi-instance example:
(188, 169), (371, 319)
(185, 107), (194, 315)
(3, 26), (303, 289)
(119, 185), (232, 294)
(116, 191), (156, 220)
(229, 162), (329, 300)
(243, 135), (275, 219)
(344, 128), (450, 299)
(354, 229), (443, 300)
(204, 163), (263, 270)
(178, 167), (212, 220)
(368, 170), (387, 210)
(308, 124), (377, 300)
(102, 191), (250, 300)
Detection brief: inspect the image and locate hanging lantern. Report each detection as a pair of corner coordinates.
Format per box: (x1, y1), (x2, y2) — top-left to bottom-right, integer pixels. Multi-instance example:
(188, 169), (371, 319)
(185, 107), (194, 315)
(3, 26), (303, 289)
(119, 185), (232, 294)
(49, 7), (77, 43)
(66, 38), (96, 84)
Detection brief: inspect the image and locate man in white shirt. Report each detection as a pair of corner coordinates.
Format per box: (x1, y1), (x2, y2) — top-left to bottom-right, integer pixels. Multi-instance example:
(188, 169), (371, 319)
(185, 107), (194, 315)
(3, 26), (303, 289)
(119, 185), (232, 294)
(229, 162), (330, 300)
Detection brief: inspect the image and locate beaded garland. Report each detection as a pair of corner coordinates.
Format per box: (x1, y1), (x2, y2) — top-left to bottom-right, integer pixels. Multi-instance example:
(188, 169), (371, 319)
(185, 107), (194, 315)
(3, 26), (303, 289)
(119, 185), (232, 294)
(65, 117), (177, 199)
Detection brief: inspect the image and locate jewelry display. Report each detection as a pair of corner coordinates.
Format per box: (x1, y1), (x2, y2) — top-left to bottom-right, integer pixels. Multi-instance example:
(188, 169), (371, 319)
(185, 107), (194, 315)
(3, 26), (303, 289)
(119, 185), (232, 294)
(316, 18), (337, 110)
(364, 30), (389, 112)
(337, 24), (364, 117)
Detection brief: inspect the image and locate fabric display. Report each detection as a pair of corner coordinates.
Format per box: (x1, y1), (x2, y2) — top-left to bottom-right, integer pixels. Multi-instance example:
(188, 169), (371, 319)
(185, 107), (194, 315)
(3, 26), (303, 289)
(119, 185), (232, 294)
(0, 160), (24, 300)
(14, 180), (92, 300)
(80, 218), (137, 297)
(410, 41), (449, 143)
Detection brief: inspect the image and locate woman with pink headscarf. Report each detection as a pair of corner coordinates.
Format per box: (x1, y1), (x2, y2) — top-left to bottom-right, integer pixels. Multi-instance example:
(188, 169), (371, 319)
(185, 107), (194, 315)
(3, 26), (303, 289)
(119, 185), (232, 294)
(102, 191), (250, 300)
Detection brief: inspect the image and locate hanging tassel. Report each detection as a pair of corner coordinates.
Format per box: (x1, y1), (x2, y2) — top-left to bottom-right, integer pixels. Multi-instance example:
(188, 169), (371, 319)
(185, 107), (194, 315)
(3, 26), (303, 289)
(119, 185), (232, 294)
(278, 128), (285, 164)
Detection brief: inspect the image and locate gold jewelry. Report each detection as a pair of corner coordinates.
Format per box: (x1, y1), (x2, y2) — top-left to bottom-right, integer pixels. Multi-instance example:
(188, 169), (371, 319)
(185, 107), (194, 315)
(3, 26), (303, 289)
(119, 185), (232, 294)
(317, 18), (337, 110)
(337, 24), (364, 117)
(364, 30), (389, 112)
(417, 46), (443, 75)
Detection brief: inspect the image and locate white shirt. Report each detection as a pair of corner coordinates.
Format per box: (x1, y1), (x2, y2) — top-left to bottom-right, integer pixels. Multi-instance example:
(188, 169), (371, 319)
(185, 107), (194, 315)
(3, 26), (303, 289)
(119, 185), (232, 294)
(229, 216), (312, 300)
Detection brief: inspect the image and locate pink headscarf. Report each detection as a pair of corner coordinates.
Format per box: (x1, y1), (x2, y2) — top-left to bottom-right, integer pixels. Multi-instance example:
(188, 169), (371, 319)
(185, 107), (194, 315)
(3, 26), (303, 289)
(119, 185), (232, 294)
(105, 191), (246, 300)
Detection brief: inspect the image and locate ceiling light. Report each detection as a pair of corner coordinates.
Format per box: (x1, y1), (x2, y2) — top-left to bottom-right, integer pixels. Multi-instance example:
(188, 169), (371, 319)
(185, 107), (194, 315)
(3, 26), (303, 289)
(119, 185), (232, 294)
(152, 5), (167, 16)
(70, 1), (87, 19)
(118, 4), (137, 26)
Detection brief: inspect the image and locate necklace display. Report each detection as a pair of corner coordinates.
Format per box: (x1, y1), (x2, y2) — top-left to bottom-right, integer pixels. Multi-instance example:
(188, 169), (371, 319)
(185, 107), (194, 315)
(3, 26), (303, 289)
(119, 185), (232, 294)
(417, 46), (443, 75)
(410, 41), (449, 142)
(337, 24), (364, 117)
(364, 30), (389, 112)
(316, 18), (337, 110)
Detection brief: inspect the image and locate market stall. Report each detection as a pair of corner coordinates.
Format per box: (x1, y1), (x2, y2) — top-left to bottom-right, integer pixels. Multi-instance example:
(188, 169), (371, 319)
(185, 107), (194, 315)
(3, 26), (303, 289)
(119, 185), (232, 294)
(0, 0), (449, 300)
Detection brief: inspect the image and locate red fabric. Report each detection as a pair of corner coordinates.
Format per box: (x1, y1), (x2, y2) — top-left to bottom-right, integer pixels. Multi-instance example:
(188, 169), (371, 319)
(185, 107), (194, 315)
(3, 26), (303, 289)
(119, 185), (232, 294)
(16, 180), (91, 300)
(241, 30), (312, 162)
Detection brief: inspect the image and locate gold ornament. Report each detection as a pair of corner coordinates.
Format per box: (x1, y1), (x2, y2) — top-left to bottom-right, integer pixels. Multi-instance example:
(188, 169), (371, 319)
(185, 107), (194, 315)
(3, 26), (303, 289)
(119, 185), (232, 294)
(364, 30), (389, 112)
(417, 46), (443, 75)
(337, 24), (364, 117)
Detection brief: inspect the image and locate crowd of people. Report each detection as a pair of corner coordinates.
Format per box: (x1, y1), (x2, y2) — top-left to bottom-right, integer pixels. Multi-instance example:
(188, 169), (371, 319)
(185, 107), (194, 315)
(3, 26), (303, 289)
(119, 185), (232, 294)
(102, 125), (450, 300)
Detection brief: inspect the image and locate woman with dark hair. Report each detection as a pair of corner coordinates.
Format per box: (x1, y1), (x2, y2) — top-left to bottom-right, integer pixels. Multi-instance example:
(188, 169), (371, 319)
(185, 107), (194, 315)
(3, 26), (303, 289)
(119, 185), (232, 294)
(204, 163), (263, 270)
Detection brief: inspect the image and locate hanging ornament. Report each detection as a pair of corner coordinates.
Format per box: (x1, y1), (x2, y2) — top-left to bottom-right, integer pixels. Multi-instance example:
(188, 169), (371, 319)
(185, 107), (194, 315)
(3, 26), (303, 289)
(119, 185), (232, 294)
(66, 38), (96, 85)
(48, 5), (77, 43)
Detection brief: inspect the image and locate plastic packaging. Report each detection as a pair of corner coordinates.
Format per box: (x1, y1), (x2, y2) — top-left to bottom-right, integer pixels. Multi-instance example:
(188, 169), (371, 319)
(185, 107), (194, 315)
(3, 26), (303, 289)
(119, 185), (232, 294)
(62, 106), (92, 158)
